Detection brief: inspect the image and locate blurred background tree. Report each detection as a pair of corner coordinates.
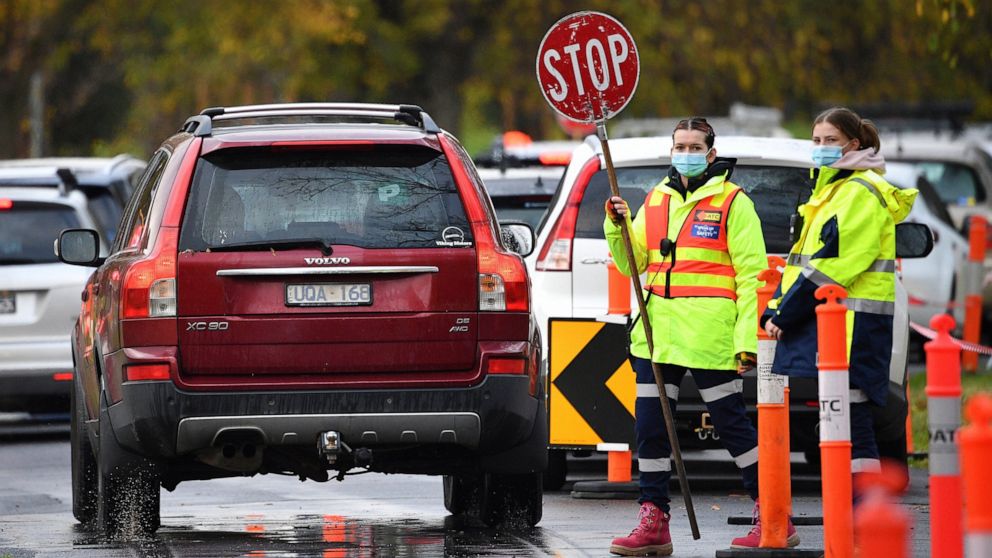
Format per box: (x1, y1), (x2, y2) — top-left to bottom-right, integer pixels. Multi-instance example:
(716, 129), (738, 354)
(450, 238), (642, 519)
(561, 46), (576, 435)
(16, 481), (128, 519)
(0, 0), (989, 158)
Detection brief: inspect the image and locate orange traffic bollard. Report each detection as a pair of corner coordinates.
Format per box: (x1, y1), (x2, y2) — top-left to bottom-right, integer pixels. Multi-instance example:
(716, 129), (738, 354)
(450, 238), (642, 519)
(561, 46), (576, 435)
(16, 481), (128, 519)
(607, 255), (631, 315)
(960, 393), (992, 557)
(756, 256), (793, 549)
(853, 465), (912, 558)
(815, 284), (853, 558)
(963, 215), (986, 373)
(925, 314), (963, 558)
(905, 383), (914, 457)
(607, 448), (633, 483)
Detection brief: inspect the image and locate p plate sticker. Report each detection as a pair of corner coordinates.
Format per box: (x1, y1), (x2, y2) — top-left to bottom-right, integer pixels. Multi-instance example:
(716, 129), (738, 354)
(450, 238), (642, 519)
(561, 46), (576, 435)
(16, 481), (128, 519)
(436, 226), (472, 247)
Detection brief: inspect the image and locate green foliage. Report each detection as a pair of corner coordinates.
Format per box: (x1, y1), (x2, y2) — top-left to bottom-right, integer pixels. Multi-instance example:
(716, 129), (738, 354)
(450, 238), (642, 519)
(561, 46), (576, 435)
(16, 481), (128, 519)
(0, 0), (990, 158)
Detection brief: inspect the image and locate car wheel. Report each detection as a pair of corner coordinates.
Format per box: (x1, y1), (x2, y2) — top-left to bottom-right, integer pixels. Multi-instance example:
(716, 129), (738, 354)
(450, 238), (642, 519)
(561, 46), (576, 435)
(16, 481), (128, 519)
(479, 472), (543, 527)
(442, 474), (480, 515)
(70, 384), (97, 524)
(542, 449), (567, 491)
(96, 397), (160, 538)
(803, 444), (821, 471)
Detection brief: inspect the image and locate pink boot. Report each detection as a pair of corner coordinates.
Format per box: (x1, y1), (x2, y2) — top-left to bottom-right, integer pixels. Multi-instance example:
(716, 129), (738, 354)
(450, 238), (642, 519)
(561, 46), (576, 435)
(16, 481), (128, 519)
(730, 499), (800, 548)
(609, 502), (673, 556)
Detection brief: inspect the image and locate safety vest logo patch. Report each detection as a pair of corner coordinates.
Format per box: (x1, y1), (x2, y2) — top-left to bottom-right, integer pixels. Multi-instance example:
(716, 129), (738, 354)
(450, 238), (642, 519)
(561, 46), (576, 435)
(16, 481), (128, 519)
(690, 223), (720, 239)
(693, 209), (722, 223)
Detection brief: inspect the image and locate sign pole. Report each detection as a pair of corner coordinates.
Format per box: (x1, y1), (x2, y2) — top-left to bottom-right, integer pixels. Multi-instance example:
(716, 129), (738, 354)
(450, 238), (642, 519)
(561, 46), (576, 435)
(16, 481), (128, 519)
(597, 119), (700, 540)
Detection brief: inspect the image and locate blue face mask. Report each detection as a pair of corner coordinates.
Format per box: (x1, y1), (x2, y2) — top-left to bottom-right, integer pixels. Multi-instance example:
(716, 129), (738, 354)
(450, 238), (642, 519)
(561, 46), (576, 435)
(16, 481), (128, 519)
(811, 145), (844, 167)
(672, 151), (710, 178)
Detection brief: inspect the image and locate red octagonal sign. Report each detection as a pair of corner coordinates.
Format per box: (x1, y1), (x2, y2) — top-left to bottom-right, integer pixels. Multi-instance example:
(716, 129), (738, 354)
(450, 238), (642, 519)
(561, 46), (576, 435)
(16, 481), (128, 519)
(536, 11), (639, 123)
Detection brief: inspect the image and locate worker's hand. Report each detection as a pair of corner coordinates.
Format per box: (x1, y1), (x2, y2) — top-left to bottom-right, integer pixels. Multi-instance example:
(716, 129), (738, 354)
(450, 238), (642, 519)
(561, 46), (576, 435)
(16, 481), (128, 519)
(764, 319), (783, 341)
(736, 352), (757, 375)
(605, 196), (629, 223)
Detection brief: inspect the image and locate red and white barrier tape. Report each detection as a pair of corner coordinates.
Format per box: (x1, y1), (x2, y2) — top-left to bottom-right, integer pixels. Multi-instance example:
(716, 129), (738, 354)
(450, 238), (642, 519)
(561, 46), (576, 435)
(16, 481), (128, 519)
(909, 321), (992, 356)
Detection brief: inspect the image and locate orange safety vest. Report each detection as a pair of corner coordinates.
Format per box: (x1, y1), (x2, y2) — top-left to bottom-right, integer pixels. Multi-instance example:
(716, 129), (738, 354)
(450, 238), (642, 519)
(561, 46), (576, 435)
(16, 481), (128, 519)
(644, 187), (742, 300)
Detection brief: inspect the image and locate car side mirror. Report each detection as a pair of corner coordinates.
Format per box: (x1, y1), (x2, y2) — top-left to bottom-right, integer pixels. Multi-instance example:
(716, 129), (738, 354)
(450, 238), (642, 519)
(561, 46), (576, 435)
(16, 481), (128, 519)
(895, 222), (933, 259)
(500, 221), (535, 257)
(56, 229), (104, 266)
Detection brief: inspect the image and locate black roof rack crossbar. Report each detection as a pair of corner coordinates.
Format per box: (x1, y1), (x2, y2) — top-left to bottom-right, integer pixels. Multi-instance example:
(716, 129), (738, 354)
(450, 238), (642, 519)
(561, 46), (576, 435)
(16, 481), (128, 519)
(181, 103), (440, 136)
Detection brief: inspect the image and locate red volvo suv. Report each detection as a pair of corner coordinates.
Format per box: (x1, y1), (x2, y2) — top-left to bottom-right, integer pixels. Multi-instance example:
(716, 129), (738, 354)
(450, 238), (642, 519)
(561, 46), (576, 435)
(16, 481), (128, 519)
(57, 103), (546, 536)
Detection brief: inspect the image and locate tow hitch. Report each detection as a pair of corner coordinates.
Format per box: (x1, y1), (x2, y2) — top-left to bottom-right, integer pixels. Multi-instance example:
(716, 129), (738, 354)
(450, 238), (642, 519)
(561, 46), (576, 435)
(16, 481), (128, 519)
(318, 430), (350, 465)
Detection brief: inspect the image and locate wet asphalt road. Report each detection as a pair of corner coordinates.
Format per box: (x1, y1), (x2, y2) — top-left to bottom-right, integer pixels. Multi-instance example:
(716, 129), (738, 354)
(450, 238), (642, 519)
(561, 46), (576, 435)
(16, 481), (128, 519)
(0, 431), (931, 557)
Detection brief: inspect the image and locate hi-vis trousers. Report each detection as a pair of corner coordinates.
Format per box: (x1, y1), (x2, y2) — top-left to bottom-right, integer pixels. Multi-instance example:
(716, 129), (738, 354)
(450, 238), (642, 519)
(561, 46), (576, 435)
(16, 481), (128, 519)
(631, 356), (759, 512)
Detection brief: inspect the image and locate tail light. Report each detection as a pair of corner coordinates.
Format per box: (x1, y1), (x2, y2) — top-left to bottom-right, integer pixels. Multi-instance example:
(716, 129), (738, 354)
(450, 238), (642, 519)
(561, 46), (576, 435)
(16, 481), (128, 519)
(125, 363), (171, 381)
(535, 157), (600, 271)
(487, 357), (527, 374)
(122, 227), (178, 318)
(477, 229), (529, 312)
(439, 135), (530, 312)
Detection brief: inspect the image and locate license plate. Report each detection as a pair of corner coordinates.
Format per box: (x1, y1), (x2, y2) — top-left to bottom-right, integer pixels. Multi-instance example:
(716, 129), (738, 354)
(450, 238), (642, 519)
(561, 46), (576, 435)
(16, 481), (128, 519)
(285, 283), (371, 306)
(0, 292), (14, 314)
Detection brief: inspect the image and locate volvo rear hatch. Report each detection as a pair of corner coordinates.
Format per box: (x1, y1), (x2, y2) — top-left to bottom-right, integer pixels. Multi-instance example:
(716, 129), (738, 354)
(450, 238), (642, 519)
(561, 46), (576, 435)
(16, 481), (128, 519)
(175, 145), (480, 387)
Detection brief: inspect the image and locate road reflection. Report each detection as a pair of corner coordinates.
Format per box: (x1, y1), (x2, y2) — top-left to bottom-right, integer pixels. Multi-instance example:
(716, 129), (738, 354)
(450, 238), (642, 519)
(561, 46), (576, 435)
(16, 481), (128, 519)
(72, 512), (558, 558)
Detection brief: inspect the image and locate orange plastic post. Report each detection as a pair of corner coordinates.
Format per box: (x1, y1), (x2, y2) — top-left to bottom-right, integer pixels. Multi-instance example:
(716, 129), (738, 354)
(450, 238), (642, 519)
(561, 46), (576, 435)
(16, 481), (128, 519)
(963, 215), (986, 372)
(756, 256), (791, 548)
(960, 393), (992, 557)
(853, 465), (912, 558)
(815, 284), (853, 558)
(607, 256), (631, 315)
(925, 314), (963, 558)
(607, 450), (633, 483)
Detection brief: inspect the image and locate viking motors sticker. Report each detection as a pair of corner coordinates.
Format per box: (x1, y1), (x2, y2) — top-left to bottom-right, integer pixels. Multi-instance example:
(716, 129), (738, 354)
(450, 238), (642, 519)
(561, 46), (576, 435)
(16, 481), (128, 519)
(435, 226), (472, 247)
(693, 209), (722, 223)
(690, 223), (720, 239)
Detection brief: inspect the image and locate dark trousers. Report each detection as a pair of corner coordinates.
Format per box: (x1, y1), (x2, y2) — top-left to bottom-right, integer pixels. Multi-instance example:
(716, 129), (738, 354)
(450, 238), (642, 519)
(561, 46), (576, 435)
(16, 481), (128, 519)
(631, 356), (759, 512)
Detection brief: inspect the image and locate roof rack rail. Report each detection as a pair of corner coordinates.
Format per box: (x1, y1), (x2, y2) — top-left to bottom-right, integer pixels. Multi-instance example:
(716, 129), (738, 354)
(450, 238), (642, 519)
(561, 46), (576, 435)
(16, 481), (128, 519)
(179, 103), (441, 137)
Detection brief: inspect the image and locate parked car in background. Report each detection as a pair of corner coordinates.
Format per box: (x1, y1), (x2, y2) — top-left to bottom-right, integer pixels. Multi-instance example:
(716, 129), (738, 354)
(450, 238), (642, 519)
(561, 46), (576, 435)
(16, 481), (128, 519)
(477, 166), (564, 231)
(59, 103), (545, 536)
(530, 135), (931, 485)
(474, 131), (577, 170)
(0, 156), (144, 418)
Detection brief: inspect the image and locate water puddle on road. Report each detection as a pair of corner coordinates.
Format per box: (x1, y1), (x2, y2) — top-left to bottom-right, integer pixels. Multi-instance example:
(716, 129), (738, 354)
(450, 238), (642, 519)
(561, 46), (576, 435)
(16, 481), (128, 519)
(71, 512), (565, 557)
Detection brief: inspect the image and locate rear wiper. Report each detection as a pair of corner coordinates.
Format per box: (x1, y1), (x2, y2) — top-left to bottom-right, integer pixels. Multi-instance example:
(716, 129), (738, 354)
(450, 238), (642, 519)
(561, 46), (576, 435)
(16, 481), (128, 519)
(206, 238), (333, 255)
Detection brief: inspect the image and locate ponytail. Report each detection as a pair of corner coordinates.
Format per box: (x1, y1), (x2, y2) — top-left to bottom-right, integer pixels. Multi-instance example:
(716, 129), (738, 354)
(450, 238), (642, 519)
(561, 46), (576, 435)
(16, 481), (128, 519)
(813, 107), (882, 153)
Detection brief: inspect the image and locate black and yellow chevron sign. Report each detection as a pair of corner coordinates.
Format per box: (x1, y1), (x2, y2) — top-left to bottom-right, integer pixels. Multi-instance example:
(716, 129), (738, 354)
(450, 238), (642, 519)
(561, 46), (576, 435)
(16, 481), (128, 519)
(549, 318), (636, 448)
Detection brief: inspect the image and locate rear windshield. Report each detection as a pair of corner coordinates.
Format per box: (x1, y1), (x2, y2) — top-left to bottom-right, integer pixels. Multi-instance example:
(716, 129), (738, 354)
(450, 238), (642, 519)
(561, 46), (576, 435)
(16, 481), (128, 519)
(180, 147), (473, 251)
(905, 161), (984, 205)
(0, 202), (82, 265)
(575, 165), (812, 254)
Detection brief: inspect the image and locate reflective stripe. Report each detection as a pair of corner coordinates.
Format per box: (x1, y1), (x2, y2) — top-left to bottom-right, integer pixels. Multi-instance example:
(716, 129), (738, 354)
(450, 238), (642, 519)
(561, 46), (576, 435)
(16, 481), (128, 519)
(636, 382), (679, 400)
(929, 397), (961, 476)
(801, 265), (839, 287)
(698, 379), (743, 403)
(638, 457), (672, 472)
(849, 389), (868, 403)
(851, 178), (886, 207)
(851, 458), (881, 473)
(845, 297), (895, 315)
(866, 259), (896, 273)
(733, 446), (759, 468)
(791, 255), (893, 274)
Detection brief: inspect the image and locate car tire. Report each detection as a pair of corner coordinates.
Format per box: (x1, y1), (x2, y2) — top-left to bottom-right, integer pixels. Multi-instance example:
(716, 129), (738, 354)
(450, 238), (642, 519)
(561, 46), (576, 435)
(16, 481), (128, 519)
(96, 396), (160, 538)
(479, 472), (543, 527)
(70, 382), (97, 524)
(442, 474), (480, 516)
(542, 449), (567, 491)
(803, 444), (821, 471)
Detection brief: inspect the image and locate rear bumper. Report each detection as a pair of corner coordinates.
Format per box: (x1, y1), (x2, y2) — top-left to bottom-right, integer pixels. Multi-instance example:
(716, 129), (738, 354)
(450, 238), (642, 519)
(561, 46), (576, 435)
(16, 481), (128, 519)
(106, 374), (544, 472)
(0, 371), (72, 412)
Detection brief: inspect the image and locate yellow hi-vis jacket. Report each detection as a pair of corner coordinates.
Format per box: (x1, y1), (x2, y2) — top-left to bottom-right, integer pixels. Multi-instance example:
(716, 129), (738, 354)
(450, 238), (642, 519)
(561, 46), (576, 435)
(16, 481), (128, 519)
(605, 171), (767, 371)
(764, 166), (917, 405)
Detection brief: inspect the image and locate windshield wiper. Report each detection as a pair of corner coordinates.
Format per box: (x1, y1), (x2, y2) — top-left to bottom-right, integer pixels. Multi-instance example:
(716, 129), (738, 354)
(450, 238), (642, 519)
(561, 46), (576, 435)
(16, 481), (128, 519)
(205, 238), (333, 255)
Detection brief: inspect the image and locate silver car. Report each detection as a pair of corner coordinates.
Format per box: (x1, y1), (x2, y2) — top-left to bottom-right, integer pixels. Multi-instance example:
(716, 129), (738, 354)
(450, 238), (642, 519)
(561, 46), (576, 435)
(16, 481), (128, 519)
(0, 158), (142, 418)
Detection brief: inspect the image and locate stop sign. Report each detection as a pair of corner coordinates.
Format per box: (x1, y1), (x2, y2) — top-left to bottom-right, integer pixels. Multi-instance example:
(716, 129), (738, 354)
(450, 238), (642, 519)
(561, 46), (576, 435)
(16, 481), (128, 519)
(536, 11), (639, 123)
